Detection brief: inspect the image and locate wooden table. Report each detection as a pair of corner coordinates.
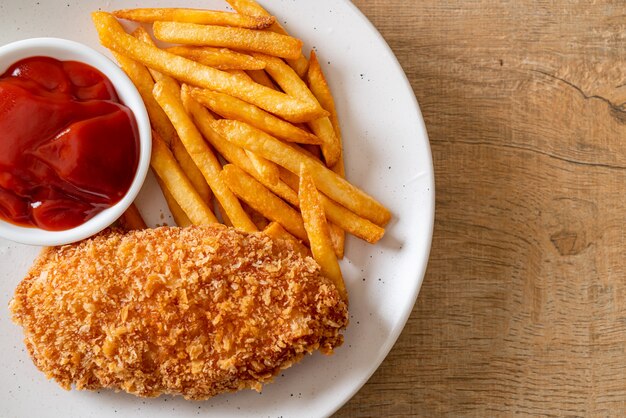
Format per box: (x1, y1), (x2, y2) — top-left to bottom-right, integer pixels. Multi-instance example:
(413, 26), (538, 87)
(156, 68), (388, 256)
(338, 1), (626, 416)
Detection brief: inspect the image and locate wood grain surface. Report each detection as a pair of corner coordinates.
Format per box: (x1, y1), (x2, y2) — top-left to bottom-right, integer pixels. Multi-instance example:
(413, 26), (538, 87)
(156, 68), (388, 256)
(337, 1), (626, 416)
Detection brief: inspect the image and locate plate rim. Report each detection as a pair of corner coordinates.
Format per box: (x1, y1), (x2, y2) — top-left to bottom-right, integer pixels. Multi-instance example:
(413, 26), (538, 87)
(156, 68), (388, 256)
(322, 1), (435, 416)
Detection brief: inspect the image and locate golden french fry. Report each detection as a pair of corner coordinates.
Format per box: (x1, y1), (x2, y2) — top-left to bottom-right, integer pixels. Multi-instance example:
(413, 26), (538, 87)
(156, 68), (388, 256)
(115, 29), (214, 226)
(330, 214), (345, 259)
(287, 54), (309, 79)
(220, 164), (308, 242)
(279, 167), (385, 243)
(245, 149), (280, 185)
(127, 28), (214, 206)
(252, 53), (316, 104)
(156, 177), (192, 227)
(328, 223), (345, 259)
(152, 81), (257, 232)
(118, 203), (147, 230)
(253, 53), (340, 165)
(241, 159), (299, 205)
(298, 164), (347, 302)
(111, 51), (177, 145)
(263, 222), (310, 258)
(226, 69), (254, 82)
(308, 51), (342, 149)
(131, 27), (179, 86)
(92, 12), (323, 123)
(171, 135), (212, 203)
(167, 46), (266, 70)
(307, 49), (345, 258)
(308, 117), (341, 166)
(181, 85), (300, 206)
(246, 69), (278, 90)
(226, 0), (309, 77)
(308, 51), (345, 173)
(113, 8), (274, 29)
(132, 26), (157, 45)
(286, 141), (338, 257)
(224, 0), (271, 21)
(321, 194), (385, 244)
(189, 88), (321, 144)
(153, 21), (302, 60)
(128, 27), (214, 206)
(150, 133), (218, 225)
(212, 120), (391, 226)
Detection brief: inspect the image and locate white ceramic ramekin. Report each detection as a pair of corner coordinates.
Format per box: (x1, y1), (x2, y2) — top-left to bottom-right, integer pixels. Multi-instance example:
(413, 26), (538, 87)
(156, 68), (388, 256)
(0, 38), (151, 246)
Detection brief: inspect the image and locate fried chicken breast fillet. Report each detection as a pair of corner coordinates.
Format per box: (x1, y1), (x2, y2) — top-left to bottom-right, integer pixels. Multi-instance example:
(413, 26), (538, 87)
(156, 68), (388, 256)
(9, 225), (348, 400)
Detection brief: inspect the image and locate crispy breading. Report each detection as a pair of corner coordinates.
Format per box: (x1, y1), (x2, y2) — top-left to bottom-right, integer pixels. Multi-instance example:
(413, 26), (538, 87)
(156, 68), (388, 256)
(9, 225), (348, 400)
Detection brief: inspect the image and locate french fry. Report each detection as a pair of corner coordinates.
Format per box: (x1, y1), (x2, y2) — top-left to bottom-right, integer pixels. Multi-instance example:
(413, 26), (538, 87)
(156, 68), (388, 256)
(226, 69), (254, 82)
(156, 177), (192, 227)
(153, 21), (302, 60)
(152, 81), (257, 232)
(321, 195), (385, 244)
(118, 203), (147, 230)
(279, 167), (385, 244)
(167, 46), (266, 71)
(298, 164), (347, 302)
(308, 51), (343, 160)
(246, 69), (278, 90)
(133, 28), (213, 204)
(189, 87), (321, 144)
(111, 51), (177, 145)
(212, 120), (391, 226)
(252, 53), (316, 105)
(150, 133), (218, 225)
(226, 0), (309, 77)
(131, 27), (177, 87)
(278, 167), (342, 256)
(307, 51), (346, 252)
(287, 56), (309, 80)
(116, 32), (206, 224)
(113, 8), (274, 29)
(171, 136), (212, 203)
(239, 157), (299, 205)
(253, 53), (341, 165)
(220, 164), (308, 242)
(263, 222), (310, 258)
(130, 28), (213, 205)
(224, 1), (272, 22)
(92, 12), (324, 123)
(245, 150), (280, 185)
(181, 85), (299, 206)
(308, 117), (341, 167)
(328, 224), (345, 259)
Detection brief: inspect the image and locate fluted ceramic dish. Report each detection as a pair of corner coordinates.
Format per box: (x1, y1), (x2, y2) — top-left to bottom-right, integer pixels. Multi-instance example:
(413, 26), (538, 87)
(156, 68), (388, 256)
(0, 37), (151, 246)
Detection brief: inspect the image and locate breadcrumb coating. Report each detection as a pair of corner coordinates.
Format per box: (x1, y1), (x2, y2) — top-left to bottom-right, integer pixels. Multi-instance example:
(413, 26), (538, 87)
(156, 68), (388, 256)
(9, 225), (348, 400)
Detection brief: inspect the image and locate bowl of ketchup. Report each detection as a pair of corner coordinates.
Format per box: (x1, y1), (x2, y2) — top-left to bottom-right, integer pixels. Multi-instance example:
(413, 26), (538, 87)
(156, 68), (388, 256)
(0, 38), (151, 246)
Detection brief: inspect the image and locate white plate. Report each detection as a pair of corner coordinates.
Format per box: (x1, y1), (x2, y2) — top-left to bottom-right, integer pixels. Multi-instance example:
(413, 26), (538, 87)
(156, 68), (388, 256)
(0, 1), (434, 417)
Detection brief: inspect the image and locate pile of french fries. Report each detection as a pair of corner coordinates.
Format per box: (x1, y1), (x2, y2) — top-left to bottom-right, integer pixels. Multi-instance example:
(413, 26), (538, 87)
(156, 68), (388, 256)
(96, 0), (390, 303)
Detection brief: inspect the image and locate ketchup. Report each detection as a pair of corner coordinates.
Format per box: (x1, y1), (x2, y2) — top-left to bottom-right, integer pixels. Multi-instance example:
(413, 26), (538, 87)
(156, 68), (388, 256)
(0, 57), (139, 231)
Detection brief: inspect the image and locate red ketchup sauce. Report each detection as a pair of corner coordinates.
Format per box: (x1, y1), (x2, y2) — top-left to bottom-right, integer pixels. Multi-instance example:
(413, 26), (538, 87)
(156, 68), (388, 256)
(0, 57), (139, 231)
